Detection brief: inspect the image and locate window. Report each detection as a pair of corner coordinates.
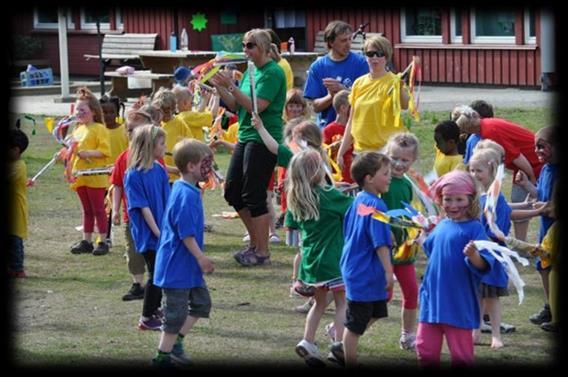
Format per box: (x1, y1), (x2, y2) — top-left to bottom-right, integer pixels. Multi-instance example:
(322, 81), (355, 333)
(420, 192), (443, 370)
(80, 7), (123, 30)
(401, 8), (442, 43)
(471, 8), (515, 44)
(450, 8), (463, 43)
(33, 7), (74, 29)
(524, 7), (536, 44)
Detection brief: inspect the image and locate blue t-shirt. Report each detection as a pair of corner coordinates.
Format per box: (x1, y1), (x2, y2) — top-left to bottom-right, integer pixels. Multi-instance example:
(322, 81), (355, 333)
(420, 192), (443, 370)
(340, 191), (392, 302)
(463, 133), (482, 164)
(479, 193), (511, 288)
(125, 162), (170, 253)
(154, 180), (206, 289)
(537, 163), (557, 242)
(303, 52), (368, 128)
(420, 218), (495, 329)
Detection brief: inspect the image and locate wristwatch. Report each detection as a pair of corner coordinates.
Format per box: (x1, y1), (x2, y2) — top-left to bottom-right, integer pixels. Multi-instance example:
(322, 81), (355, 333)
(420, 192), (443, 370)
(227, 85), (235, 92)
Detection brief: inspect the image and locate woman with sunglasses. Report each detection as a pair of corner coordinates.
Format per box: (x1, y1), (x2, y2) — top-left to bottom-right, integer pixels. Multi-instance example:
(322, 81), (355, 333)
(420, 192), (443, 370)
(209, 28), (286, 267)
(337, 35), (410, 171)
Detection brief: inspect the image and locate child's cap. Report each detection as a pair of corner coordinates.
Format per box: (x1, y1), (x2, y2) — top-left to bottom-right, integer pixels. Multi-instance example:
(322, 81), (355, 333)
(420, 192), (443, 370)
(430, 170), (475, 198)
(174, 66), (192, 84)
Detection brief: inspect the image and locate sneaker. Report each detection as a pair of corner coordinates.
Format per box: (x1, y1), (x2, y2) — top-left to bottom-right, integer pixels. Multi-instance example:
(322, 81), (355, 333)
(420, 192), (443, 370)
(236, 251), (271, 267)
(242, 233), (251, 242)
(399, 333), (417, 350)
(480, 322), (492, 333)
(122, 283), (145, 301)
(269, 233), (281, 243)
(92, 241), (109, 256)
(204, 224), (214, 233)
(529, 304), (551, 325)
(328, 342), (345, 366)
(171, 341), (192, 365)
(8, 270), (27, 278)
(138, 315), (162, 331)
(232, 245), (255, 260)
(294, 297), (314, 314)
(540, 321), (559, 333)
(500, 322), (516, 333)
(104, 237), (112, 248)
(293, 280), (316, 297)
(295, 339), (326, 368)
(325, 322), (336, 341)
(70, 240), (94, 254)
(154, 307), (164, 320)
(151, 354), (175, 368)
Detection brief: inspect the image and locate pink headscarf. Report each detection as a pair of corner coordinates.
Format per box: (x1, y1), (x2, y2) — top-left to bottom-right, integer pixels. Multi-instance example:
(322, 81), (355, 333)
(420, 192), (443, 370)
(429, 170), (476, 199)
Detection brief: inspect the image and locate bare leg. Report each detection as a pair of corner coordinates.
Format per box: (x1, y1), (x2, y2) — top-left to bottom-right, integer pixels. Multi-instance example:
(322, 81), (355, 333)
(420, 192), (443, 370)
(485, 298), (503, 348)
(513, 220), (529, 242)
(342, 328), (360, 367)
(539, 269), (550, 303)
(473, 299), (484, 345)
(332, 290), (346, 342)
(266, 190), (277, 236)
(303, 288), (329, 342)
(250, 213), (270, 256)
(237, 208), (257, 248)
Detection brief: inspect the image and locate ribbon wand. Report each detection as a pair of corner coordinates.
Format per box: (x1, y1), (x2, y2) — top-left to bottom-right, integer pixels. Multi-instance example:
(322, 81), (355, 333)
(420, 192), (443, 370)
(29, 152), (58, 184)
(247, 60), (258, 115)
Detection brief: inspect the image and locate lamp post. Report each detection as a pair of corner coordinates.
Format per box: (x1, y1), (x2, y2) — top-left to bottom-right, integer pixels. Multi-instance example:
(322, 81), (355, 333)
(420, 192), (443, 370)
(96, 15), (105, 96)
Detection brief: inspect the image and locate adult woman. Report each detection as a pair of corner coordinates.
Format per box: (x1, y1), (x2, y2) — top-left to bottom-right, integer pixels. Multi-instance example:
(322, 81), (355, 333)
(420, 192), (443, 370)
(337, 35), (409, 169)
(210, 29), (286, 267)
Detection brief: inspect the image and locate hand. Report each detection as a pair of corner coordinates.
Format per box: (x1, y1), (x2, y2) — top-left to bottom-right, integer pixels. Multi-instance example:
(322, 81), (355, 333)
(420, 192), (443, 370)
(322, 78), (344, 95)
(514, 170), (529, 187)
(198, 255), (215, 274)
(463, 241), (478, 258)
(112, 212), (121, 226)
(77, 150), (89, 160)
(209, 71), (233, 89)
(491, 226), (506, 242)
(26, 178), (35, 188)
(251, 112), (264, 130)
(385, 271), (394, 292)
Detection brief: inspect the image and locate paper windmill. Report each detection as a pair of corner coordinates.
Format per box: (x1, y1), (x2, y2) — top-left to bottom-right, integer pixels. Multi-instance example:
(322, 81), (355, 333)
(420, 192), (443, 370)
(191, 12), (208, 32)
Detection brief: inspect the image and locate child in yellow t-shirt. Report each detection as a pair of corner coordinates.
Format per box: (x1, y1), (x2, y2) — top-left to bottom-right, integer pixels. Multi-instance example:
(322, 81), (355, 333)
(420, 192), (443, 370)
(172, 84), (219, 142)
(433, 120), (465, 177)
(100, 95), (128, 163)
(8, 127), (30, 278)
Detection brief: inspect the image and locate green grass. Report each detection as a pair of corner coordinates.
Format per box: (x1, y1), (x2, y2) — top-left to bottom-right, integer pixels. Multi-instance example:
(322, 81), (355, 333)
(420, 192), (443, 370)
(9, 108), (558, 368)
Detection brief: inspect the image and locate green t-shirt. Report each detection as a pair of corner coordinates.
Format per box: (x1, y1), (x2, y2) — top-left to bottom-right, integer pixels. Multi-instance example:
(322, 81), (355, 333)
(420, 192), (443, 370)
(285, 187), (353, 283)
(381, 175), (414, 264)
(277, 144), (293, 168)
(238, 60), (286, 144)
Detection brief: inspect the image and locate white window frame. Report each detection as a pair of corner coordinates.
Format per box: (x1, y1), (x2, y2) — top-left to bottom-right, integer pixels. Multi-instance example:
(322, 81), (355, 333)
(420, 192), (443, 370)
(33, 7), (74, 29)
(80, 7), (122, 30)
(470, 8), (516, 44)
(400, 8), (443, 43)
(524, 7), (536, 44)
(450, 8), (463, 44)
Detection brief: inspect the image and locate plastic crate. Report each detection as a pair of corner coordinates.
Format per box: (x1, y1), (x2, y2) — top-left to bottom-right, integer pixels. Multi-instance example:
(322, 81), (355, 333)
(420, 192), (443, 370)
(20, 68), (54, 87)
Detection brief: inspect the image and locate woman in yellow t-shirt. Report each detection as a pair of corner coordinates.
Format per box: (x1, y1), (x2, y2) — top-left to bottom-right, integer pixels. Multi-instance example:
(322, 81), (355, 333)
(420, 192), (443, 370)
(69, 87), (112, 256)
(337, 35), (409, 170)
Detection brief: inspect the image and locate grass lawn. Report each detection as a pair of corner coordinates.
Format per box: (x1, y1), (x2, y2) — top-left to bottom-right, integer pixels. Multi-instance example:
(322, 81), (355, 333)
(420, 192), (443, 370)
(8, 107), (559, 368)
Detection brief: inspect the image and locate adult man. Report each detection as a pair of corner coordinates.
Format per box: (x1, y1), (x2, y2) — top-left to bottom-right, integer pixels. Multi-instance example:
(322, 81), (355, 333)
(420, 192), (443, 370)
(304, 20), (369, 128)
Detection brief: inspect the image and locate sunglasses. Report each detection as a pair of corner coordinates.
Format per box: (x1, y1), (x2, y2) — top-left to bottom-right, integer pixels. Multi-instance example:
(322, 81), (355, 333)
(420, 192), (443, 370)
(364, 50), (386, 58)
(242, 42), (257, 50)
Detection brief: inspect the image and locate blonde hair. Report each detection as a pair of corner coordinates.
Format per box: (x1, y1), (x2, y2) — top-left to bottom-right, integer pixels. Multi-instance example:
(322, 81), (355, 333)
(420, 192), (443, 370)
(76, 87), (104, 124)
(451, 105), (480, 131)
(128, 124), (166, 171)
(173, 138), (213, 173)
(382, 132), (419, 160)
(284, 117), (305, 143)
(286, 149), (326, 222)
(433, 175), (482, 220)
(292, 121), (331, 170)
(363, 35), (393, 62)
(473, 139), (505, 162)
(469, 148), (502, 186)
(151, 87), (177, 113)
(243, 29), (272, 54)
(332, 89), (350, 112)
(284, 88), (310, 122)
(172, 85), (193, 106)
(127, 104), (162, 128)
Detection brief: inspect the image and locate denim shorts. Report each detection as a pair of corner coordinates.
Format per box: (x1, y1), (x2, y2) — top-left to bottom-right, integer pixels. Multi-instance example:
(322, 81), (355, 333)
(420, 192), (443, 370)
(344, 299), (388, 335)
(162, 286), (211, 334)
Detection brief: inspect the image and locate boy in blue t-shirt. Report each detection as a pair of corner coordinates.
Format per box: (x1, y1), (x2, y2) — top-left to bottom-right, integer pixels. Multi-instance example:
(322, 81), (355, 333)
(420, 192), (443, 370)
(331, 152), (393, 367)
(151, 139), (215, 367)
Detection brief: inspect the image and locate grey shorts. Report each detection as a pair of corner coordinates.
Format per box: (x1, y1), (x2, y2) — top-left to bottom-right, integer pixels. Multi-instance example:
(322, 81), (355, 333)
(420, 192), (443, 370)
(510, 182), (529, 203)
(161, 286), (211, 334)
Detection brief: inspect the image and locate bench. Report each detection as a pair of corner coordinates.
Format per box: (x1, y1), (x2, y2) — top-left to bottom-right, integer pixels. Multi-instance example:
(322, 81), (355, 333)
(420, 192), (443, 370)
(104, 70), (173, 100)
(84, 33), (159, 68)
(313, 31), (384, 55)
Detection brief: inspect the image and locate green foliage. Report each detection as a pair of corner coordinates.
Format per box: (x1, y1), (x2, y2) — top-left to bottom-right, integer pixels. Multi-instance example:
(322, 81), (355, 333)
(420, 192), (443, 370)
(12, 34), (43, 60)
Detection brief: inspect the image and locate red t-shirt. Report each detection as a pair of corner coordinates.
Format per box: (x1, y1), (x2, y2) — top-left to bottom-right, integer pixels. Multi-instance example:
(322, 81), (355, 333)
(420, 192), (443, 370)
(479, 118), (542, 179)
(323, 121), (354, 183)
(110, 149), (166, 222)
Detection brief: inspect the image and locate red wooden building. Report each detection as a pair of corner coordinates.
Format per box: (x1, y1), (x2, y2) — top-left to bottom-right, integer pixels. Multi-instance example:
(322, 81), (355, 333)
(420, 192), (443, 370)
(11, 6), (556, 88)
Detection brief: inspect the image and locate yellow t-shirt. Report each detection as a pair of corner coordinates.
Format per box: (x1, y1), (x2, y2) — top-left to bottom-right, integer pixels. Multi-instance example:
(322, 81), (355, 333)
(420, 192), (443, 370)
(176, 111), (213, 141)
(278, 58), (294, 91)
(349, 72), (404, 152)
(70, 122), (111, 190)
(9, 159), (28, 239)
(107, 124), (128, 163)
(540, 221), (558, 268)
(433, 153), (465, 177)
(162, 117), (193, 182)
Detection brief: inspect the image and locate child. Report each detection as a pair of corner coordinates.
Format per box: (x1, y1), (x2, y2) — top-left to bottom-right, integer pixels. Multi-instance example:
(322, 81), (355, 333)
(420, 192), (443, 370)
(468, 148), (512, 349)
(381, 132), (420, 350)
(172, 84), (218, 142)
(514, 126), (558, 326)
(433, 120), (465, 177)
(331, 152), (393, 367)
(286, 149), (352, 367)
(152, 139), (215, 367)
(100, 94), (128, 163)
(323, 89), (353, 183)
(151, 87), (192, 183)
(69, 87), (112, 256)
(8, 127), (30, 278)
(416, 170), (495, 367)
(124, 125), (171, 331)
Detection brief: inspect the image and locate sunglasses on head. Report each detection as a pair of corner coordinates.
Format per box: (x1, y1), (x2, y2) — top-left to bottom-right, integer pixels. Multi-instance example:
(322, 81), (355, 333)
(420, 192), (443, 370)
(242, 42), (257, 50)
(364, 50), (386, 58)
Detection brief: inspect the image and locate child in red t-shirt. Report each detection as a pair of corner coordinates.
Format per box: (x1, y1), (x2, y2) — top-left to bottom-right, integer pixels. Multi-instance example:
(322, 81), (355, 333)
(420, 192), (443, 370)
(323, 90), (353, 183)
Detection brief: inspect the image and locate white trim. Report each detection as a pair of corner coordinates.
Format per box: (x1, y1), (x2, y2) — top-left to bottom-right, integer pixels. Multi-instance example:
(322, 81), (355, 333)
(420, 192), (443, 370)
(80, 8), (110, 30)
(33, 7), (74, 29)
(524, 7), (536, 45)
(450, 8), (463, 44)
(400, 8), (443, 44)
(470, 8), (515, 44)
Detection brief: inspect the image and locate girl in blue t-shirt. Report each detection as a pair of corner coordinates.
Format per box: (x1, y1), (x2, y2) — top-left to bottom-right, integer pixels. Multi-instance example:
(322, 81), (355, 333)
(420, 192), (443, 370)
(416, 170), (495, 368)
(125, 124), (170, 331)
(468, 149), (511, 349)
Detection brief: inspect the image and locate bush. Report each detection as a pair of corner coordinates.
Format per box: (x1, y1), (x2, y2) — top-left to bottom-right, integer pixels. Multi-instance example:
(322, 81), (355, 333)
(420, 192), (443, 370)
(12, 34), (43, 60)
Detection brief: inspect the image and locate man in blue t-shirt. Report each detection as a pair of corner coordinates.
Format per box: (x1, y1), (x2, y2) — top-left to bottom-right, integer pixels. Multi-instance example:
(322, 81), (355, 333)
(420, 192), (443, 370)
(304, 20), (369, 128)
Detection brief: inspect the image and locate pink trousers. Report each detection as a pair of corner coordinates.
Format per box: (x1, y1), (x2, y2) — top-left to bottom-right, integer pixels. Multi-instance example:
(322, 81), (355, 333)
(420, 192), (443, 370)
(416, 322), (474, 367)
(76, 186), (108, 234)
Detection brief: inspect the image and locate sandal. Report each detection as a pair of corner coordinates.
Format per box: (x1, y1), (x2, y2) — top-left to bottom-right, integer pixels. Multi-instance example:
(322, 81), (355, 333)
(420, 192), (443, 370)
(236, 251), (271, 267)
